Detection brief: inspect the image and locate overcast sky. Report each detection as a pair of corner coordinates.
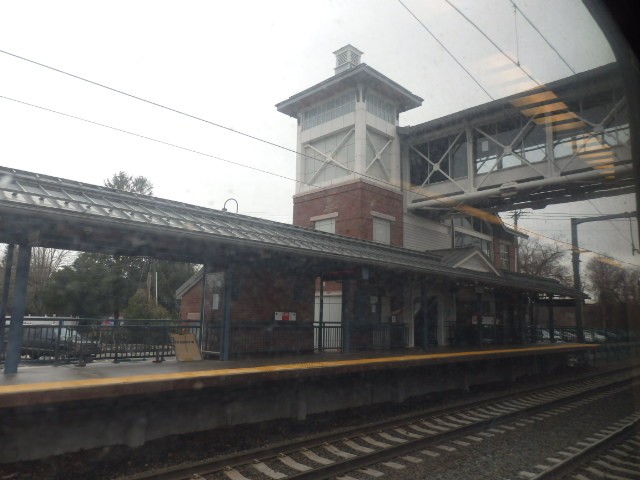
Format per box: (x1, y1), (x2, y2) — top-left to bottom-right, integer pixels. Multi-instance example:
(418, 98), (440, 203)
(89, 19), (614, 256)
(0, 0), (637, 269)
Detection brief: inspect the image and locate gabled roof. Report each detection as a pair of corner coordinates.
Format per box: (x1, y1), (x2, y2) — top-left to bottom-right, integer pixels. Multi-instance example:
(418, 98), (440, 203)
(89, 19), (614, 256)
(276, 63), (423, 117)
(428, 247), (500, 276)
(175, 268), (204, 299)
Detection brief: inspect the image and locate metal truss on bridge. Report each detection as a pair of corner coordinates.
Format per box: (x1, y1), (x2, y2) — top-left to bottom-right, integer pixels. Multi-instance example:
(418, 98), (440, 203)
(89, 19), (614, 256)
(401, 63), (633, 216)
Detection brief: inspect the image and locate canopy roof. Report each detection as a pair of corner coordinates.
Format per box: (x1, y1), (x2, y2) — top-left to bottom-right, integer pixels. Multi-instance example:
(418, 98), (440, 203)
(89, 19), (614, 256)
(0, 166), (581, 297)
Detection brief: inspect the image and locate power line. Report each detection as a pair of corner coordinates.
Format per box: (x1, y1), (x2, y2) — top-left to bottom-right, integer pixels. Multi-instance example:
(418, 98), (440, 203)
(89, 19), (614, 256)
(443, 0), (539, 86)
(396, 0), (494, 99)
(4, 93), (637, 270)
(509, 0), (576, 75)
(0, 48), (302, 160)
(0, 48), (465, 213)
(0, 95), (297, 185)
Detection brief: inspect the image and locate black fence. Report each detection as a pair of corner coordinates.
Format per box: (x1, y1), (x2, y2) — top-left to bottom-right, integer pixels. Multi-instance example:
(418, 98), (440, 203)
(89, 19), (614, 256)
(314, 322), (410, 352)
(203, 322), (313, 356)
(1, 317), (201, 365)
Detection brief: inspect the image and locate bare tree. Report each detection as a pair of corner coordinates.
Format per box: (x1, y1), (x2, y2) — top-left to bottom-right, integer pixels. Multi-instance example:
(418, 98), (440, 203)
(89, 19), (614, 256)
(28, 248), (74, 313)
(585, 256), (639, 305)
(517, 237), (572, 286)
(104, 171), (153, 195)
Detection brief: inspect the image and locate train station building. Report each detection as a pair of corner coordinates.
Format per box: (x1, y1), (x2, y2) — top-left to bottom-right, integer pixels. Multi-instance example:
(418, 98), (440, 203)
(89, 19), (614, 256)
(0, 46), (634, 464)
(0, 47), (633, 369)
(172, 45), (631, 357)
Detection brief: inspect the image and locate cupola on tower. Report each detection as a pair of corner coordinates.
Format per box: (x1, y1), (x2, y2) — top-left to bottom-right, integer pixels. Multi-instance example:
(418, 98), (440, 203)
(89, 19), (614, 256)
(276, 46), (422, 245)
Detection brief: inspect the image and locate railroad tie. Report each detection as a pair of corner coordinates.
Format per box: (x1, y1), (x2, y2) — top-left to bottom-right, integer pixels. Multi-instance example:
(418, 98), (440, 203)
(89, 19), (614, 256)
(323, 443), (356, 459)
(343, 439), (374, 453)
(361, 436), (392, 448)
(358, 467), (385, 477)
(378, 431), (408, 443)
(593, 459), (640, 476)
(223, 467), (251, 480)
(408, 423), (438, 435)
(300, 448), (334, 465)
(394, 427), (422, 439)
(402, 455), (423, 464)
(277, 453), (312, 472)
(251, 460), (286, 479)
(420, 449), (441, 457)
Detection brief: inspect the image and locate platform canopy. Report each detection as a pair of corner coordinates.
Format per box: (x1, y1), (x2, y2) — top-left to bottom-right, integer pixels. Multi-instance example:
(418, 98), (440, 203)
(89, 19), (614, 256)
(0, 166), (580, 297)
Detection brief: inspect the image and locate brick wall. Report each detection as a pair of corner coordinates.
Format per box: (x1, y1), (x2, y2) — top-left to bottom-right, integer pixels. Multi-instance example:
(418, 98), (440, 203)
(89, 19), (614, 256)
(293, 180), (403, 246)
(180, 284), (202, 321)
(179, 261), (316, 354)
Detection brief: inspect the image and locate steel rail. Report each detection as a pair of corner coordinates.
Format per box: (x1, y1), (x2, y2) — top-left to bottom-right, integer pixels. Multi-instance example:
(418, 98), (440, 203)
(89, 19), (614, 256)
(524, 415), (640, 480)
(120, 367), (636, 480)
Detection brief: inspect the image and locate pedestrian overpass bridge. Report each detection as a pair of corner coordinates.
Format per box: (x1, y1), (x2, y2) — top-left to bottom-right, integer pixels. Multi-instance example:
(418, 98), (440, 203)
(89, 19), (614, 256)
(401, 63), (633, 215)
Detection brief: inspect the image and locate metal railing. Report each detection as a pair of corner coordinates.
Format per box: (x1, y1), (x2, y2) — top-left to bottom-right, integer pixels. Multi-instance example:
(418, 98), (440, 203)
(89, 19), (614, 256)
(204, 322), (314, 356)
(1, 317), (201, 364)
(314, 323), (410, 352)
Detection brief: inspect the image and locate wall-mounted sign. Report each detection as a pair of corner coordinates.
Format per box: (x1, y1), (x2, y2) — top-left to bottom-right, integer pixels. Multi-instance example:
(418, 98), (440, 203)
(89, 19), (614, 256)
(275, 311), (297, 321)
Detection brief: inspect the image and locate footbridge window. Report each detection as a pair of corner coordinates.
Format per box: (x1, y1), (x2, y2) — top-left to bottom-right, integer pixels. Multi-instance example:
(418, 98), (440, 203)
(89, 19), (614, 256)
(474, 115), (547, 175)
(552, 89), (629, 161)
(409, 131), (468, 187)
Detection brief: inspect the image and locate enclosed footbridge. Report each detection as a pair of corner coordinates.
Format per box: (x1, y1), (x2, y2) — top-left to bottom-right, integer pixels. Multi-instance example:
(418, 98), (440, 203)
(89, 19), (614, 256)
(402, 63), (633, 215)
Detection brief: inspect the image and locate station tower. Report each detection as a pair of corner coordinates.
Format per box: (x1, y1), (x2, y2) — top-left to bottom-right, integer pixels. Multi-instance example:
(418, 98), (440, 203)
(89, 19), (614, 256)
(276, 46), (423, 245)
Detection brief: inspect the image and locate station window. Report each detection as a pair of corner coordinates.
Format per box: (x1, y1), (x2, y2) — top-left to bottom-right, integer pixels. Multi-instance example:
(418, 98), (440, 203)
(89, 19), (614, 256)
(302, 93), (356, 131)
(454, 232), (493, 259)
(373, 218), (391, 244)
(500, 243), (510, 270)
(314, 218), (335, 234)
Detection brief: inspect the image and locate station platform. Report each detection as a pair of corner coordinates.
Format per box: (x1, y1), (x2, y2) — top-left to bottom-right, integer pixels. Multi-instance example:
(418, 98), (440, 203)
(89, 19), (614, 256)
(1, 342), (609, 463)
(0, 343), (597, 409)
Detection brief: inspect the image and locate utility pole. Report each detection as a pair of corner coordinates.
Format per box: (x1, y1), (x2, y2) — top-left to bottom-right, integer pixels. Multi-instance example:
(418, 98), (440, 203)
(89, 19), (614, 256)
(571, 211), (636, 343)
(510, 210), (526, 271)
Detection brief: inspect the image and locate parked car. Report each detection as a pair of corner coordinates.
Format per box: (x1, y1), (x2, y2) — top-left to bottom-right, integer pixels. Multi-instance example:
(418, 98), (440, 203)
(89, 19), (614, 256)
(21, 325), (100, 360)
(583, 330), (606, 343)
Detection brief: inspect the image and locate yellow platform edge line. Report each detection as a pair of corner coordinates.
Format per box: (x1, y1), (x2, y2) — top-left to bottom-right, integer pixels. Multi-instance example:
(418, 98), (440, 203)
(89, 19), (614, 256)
(0, 344), (596, 396)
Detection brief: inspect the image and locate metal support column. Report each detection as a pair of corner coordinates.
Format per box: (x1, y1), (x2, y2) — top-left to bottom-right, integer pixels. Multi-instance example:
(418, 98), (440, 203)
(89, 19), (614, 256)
(318, 276), (324, 352)
(198, 264), (207, 350)
(571, 219), (585, 343)
(548, 294), (556, 343)
(570, 212), (635, 343)
(220, 266), (233, 361)
(476, 291), (484, 346)
(4, 244), (31, 374)
(421, 283), (428, 349)
(0, 244), (16, 357)
(342, 280), (350, 354)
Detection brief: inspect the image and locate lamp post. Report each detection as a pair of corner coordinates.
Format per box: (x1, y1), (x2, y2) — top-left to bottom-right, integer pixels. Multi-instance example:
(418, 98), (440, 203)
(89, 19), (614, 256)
(222, 198), (238, 213)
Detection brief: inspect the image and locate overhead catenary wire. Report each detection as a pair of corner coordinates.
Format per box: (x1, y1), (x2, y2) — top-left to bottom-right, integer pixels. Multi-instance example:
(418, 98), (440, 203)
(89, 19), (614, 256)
(2, 93), (637, 270)
(407, 1), (633, 249)
(509, 0), (576, 75)
(0, 24), (633, 265)
(442, 0), (539, 86)
(396, 0), (494, 100)
(0, 48), (462, 213)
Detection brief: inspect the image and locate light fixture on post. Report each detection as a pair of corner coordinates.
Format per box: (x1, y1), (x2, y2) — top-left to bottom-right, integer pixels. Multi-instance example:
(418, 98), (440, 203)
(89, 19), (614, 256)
(222, 198), (238, 213)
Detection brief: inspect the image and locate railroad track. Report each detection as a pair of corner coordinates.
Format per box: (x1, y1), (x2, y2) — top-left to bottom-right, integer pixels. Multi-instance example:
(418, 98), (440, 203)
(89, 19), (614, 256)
(121, 370), (637, 480)
(516, 413), (640, 479)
